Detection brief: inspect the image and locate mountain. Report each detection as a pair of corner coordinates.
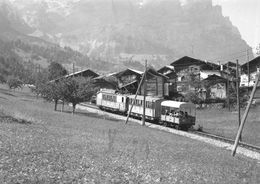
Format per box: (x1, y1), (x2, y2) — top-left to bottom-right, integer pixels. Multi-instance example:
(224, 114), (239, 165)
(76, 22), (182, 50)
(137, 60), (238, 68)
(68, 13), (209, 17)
(1, 0), (254, 70)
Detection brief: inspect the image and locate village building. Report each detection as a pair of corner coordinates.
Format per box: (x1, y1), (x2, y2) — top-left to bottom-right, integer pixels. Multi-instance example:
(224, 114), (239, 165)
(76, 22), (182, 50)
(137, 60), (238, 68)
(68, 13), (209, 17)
(113, 68), (168, 98)
(114, 68), (143, 94)
(139, 68), (168, 98)
(157, 65), (177, 97)
(201, 74), (227, 100)
(169, 56), (221, 94)
(240, 56), (260, 87)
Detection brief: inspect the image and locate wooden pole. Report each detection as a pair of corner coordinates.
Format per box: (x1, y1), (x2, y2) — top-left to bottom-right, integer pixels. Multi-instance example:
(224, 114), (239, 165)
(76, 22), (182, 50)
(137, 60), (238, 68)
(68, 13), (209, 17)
(247, 49), (250, 95)
(142, 60), (147, 126)
(236, 59), (241, 141)
(125, 67), (146, 124)
(232, 72), (260, 156)
(73, 63), (75, 74)
(227, 62), (230, 111)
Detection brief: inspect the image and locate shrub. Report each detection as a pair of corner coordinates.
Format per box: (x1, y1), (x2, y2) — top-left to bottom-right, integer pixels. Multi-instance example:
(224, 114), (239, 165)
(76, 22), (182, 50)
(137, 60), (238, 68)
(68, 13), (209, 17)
(7, 77), (23, 90)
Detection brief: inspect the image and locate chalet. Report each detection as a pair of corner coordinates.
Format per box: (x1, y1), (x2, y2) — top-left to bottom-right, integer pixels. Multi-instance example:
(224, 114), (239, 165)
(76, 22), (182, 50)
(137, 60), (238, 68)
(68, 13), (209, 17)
(139, 68), (168, 98)
(157, 65), (177, 97)
(114, 68), (143, 94)
(201, 74), (227, 100)
(169, 56), (220, 94)
(240, 56), (260, 87)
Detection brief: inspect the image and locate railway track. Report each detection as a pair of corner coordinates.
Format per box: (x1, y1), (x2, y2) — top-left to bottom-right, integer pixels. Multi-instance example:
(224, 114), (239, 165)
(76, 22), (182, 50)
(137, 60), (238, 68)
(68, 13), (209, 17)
(190, 130), (260, 153)
(79, 102), (260, 154)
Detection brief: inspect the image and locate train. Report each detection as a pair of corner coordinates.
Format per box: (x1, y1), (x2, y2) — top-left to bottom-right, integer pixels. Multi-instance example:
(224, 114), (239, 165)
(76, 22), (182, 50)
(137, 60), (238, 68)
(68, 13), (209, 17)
(96, 89), (196, 130)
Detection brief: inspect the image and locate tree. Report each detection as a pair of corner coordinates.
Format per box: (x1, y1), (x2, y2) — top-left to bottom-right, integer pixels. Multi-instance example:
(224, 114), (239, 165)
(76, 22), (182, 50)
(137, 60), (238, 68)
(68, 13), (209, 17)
(7, 77), (23, 90)
(32, 69), (49, 97)
(40, 81), (65, 111)
(0, 74), (6, 83)
(62, 77), (98, 114)
(48, 62), (68, 81)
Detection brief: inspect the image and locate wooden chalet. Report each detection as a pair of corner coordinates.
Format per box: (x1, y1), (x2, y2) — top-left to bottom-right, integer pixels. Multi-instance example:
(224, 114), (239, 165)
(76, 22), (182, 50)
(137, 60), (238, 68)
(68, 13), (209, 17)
(139, 68), (168, 98)
(157, 65), (177, 97)
(201, 74), (227, 100)
(169, 56), (219, 94)
(240, 56), (260, 87)
(114, 68), (143, 94)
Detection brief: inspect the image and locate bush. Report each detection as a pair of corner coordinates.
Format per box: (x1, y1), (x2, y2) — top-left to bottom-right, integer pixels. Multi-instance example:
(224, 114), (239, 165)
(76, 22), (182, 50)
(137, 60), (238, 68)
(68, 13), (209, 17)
(7, 77), (23, 90)
(184, 91), (202, 104)
(0, 74), (6, 83)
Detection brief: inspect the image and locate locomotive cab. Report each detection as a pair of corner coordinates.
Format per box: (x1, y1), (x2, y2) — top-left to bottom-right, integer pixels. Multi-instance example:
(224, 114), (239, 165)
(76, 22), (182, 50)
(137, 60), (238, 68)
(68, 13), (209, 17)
(160, 101), (196, 130)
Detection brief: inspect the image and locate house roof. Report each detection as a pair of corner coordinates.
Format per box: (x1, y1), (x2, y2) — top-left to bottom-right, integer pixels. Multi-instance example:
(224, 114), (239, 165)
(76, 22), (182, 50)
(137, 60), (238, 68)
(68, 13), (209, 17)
(50, 69), (99, 82)
(202, 74), (227, 83)
(65, 69), (99, 78)
(241, 56), (260, 74)
(170, 56), (218, 71)
(146, 68), (169, 79)
(114, 68), (143, 78)
(93, 72), (117, 80)
(157, 65), (175, 74)
(170, 56), (205, 67)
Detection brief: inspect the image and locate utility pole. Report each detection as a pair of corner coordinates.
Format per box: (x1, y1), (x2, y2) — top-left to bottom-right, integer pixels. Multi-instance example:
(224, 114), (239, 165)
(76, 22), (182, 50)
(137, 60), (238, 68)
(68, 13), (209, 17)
(246, 49), (250, 95)
(236, 59), (241, 141)
(72, 63), (75, 74)
(142, 60), (147, 126)
(125, 63), (147, 124)
(226, 62), (230, 111)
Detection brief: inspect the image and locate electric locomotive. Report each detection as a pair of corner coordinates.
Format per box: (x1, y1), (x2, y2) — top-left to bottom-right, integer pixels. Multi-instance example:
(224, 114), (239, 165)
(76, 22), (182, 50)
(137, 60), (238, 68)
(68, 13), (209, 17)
(96, 89), (128, 114)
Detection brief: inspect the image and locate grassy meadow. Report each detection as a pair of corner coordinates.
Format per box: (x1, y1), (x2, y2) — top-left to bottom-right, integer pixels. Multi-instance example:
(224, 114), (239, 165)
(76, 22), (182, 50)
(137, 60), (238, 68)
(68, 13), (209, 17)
(196, 106), (260, 147)
(0, 84), (259, 183)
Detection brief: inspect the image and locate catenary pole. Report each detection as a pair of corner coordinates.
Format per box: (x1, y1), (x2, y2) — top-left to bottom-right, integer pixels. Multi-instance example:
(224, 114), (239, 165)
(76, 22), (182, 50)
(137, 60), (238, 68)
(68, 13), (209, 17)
(236, 59), (241, 141)
(232, 72), (260, 156)
(227, 62), (230, 111)
(142, 60), (147, 126)
(125, 63), (147, 124)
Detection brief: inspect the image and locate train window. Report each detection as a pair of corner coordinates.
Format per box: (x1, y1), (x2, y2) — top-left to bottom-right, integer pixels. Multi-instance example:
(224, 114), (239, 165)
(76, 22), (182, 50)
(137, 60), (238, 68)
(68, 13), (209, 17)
(161, 106), (165, 114)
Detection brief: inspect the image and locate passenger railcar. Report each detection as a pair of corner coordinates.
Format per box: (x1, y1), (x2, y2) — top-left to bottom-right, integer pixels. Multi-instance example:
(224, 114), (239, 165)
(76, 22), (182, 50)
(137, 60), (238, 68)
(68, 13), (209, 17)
(160, 101), (196, 130)
(96, 89), (128, 114)
(127, 95), (164, 121)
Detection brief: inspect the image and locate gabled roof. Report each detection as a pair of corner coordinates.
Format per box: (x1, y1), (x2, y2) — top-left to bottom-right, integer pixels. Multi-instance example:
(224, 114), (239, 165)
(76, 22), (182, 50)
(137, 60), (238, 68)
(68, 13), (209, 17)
(50, 69), (99, 82)
(170, 56), (219, 71)
(65, 69), (99, 78)
(157, 65), (175, 73)
(146, 68), (169, 79)
(114, 68), (143, 78)
(170, 56), (205, 67)
(93, 72), (117, 80)
(202, 74), (227, 83)
(241, 56), (260, 74)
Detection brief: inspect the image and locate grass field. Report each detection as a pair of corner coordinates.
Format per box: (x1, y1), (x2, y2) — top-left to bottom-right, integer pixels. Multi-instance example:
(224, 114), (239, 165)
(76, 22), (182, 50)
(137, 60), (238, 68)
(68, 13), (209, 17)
(196, 106), (260, 147)
(0, 84), (259, 183)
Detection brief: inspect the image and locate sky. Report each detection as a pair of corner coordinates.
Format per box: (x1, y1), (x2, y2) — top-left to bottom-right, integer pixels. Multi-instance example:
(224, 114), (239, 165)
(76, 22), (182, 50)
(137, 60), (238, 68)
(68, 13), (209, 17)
(213, 0), (260, 51)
